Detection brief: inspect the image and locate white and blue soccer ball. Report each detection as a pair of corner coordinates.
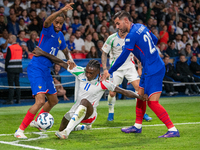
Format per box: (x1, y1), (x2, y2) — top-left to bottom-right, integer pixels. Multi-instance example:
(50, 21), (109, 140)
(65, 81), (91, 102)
(37, 113), (54, 130)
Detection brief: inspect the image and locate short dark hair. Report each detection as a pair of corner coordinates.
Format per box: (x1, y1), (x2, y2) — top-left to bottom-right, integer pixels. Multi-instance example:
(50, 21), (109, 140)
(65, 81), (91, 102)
(113, 10), (131, 21)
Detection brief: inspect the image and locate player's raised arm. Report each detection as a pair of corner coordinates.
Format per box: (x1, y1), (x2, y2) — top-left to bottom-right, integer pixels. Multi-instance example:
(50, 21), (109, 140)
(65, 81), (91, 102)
(32, 47), (69, 69)
(43, 3), (74, 28)
(114, 86), (148, 101)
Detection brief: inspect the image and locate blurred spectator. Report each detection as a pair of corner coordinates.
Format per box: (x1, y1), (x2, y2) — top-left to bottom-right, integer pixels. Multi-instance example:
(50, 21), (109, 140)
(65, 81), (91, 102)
(5, 34), (22, 104)
(71, 16), (81, 34)
(166, 41), (179, 57)
(64, 27), (73, 41)
(74, 29), (85, 53)
(176, 55), (200, 94)
(98, 25), (107, 41)
(94, 11), (104, 28)
(138, 5), (147, 23)
(104, 4), (113, 22)
(93, 0), (103, 11)
(188, 29), (193, 41)
(168, 27), (176, 41)
(29, 9), (37, 22)
(7, 7), (15, 23)
(176, 21), (183, 35)
(191, 40), (200, 57)
(180, 43), (193, 57)
(109, 21), (117, 35)
(197, 28), (200, 45)
(182, 34), (188, 49)
(0, 6), (7, 24)
(7, 14), (19, 36)
(0, 14), (7, 34)
(66, 34), (75, 53)
(18, 18), (28, 33)
(40, 0), (51, 16)
(16, 30), (26, 45)
(92, 32), (99, 48)
(159, 25), (169, 45)
(27, 1), (36, 14)
(2, 0), (10, 17)
(27, 31), (38, 53)
(64, 16), (71, 31)
(158, 43), (166, 58)
(146, 18), (153, 30)
(78, 25), (86, 39)
(174, 34), (185, 51)
(152, 27), (160, 40)
(163, 56), (178, 96)
(96, 19), (108, 33)
(0, 29), (11, 53)
(21, 42), (29, 58)
(10, 0), (23, 17)
(190, 55), (200, 76)
(51, 64), (69, 101)
(80, 3), (92, 23)
(158, 20), (165, 33)
(97, 40), (103, 58)
(86, 46), (98, 58)
(84, 34), (95, 53)
(20, 0), (30, 10)
(19, 10), (31, 26)
(28, 18), (41, 35)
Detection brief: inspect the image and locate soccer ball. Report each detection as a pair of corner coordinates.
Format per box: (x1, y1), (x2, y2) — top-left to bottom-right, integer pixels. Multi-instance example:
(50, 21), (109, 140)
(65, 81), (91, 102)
(37, 113), (54, 130)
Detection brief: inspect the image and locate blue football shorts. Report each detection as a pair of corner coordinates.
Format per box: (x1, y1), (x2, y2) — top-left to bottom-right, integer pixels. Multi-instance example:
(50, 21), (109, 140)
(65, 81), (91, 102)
(27, 63), (57, 96)
(139, 66), (165, 98)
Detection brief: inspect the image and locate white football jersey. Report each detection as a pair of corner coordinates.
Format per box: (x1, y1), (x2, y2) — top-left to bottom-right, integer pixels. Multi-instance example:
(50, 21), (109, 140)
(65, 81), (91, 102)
(68, 66), (116, 108)
(102, 32), (135, 70)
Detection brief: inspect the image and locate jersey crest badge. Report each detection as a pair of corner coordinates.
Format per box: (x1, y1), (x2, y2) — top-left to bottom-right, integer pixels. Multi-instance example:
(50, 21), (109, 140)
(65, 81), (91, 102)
(38, 86), (42, 89)
(116, 43), (120, 47)
(58, 37), (62, 46)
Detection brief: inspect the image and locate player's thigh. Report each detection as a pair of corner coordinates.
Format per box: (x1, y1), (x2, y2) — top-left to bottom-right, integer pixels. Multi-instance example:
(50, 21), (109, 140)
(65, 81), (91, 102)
(109, 70), (124, 85)
(124, 67), (140, 83)
(46, 93), (59, 106)
(35, 93), (46, 106)
(144, 67), (165, 99)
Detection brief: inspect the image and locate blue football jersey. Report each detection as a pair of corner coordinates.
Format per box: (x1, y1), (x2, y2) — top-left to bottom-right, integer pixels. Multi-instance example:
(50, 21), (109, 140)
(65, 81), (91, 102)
(31, 24), (67, 67)
(109, 23), (164, 76)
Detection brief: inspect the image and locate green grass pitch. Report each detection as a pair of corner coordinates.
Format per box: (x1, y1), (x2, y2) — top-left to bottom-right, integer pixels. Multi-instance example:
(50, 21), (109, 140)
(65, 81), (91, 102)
(0, 96), (200, 150)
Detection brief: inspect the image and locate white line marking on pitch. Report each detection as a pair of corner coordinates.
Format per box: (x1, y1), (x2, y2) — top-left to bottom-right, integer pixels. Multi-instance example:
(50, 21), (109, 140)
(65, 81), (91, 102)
(0, 132), (55, 150)
(0, 122), (200, 150)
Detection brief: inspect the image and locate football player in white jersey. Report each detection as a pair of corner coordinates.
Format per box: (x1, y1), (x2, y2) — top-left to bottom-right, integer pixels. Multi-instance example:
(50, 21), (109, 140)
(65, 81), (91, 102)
(101, 30), (152, 121)
(32, 47), (148, 139)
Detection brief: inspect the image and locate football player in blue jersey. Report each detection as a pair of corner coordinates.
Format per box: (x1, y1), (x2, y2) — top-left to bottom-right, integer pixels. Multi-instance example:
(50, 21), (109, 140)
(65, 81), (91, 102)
(14, 3), (74, 139)
(102, 11), (180, 138)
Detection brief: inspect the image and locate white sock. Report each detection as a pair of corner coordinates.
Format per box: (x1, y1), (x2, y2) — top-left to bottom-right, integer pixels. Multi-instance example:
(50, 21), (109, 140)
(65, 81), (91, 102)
(134, 123), (142, 129)
(168, 126), (178, 131)
(64, 105), (87, 136)
(17, 128), (24, 132)
(108, 95), (116, 113)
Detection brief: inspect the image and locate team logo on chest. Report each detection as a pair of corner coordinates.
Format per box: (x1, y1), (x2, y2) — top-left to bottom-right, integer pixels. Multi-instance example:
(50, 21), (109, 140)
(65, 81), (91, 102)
(58, 37), (62, 46)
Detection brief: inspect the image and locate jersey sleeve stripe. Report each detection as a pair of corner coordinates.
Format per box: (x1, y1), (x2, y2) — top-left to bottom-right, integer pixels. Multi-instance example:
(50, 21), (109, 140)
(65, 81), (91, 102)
(38, 34), (44, 47)
(106, 34), (117, 44)
(126, 48), (133, 51)
(135, 44), (145, 55)
(100, 81), (107, 90)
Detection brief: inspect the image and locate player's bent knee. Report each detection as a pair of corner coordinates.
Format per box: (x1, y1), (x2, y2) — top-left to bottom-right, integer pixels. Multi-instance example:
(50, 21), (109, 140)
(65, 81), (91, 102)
(109, 91), (116, 97)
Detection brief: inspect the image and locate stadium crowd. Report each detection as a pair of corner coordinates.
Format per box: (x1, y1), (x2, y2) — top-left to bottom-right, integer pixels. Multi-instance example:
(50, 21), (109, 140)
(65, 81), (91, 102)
(1, 0), (200, 96)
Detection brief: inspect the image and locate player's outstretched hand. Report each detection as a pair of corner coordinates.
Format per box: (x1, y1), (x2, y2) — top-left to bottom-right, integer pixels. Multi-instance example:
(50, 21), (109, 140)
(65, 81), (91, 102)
(32, 46), (44, 57)
(66, 60), (76, 70)
(101, 70), (110, 81)
(142, 94), (149, 101)
(61, 3), (74, 12)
